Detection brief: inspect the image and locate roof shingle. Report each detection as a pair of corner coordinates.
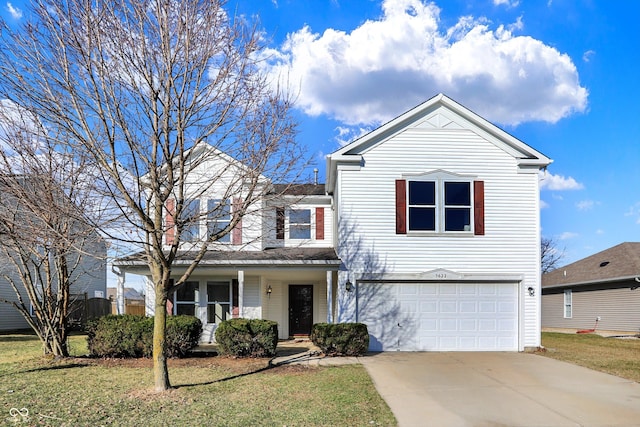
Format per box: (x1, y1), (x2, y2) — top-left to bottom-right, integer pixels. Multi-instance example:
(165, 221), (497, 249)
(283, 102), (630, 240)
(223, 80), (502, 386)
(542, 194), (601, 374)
(542, 242), (640, 288)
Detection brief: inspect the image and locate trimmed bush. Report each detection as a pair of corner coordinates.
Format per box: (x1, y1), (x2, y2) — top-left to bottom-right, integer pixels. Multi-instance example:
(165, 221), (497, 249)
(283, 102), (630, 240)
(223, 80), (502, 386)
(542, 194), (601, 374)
(86, 315), (202, 358)
(215, 318), (278, 358)
(310, 323), (369, 356)
(165, 315), (203, 358)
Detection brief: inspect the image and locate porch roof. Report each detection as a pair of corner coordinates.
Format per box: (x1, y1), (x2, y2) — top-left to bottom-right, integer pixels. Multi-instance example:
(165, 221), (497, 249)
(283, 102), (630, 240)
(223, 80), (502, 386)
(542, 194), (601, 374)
(115, 247), (342, 270)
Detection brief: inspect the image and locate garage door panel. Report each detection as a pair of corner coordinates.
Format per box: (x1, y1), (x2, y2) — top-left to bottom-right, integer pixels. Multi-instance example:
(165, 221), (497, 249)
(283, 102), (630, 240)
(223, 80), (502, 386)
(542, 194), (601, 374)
(420, 301), (437, 313)
(459, 301), (477, 313)
(358, 282), (519, 351)
(459, 319), (477, 331)
(440, 301), (457, 313)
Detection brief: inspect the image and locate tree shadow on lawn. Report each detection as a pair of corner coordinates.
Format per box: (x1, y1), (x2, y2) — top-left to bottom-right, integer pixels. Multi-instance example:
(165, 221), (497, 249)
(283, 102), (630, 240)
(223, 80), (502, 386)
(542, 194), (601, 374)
(175, 346), (320, 389)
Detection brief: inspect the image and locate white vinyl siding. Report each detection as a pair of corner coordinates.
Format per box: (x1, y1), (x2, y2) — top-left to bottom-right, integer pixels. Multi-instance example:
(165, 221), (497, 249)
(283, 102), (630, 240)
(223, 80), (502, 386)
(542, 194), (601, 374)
(335, 122), (542, 349)
(542, 285), (640, 332)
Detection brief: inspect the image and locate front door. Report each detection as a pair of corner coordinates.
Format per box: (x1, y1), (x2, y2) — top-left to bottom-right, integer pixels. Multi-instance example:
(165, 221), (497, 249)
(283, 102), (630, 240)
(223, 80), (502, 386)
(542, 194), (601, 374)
(289, 285), (313, 336)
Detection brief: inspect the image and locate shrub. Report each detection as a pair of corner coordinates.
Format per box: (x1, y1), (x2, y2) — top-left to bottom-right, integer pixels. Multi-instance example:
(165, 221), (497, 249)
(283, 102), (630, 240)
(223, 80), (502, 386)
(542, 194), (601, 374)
(86, 315), (202, 358)
(310, 323), (369, 356)
(215, 318), (278, 358)
(165, 315), (203, 357)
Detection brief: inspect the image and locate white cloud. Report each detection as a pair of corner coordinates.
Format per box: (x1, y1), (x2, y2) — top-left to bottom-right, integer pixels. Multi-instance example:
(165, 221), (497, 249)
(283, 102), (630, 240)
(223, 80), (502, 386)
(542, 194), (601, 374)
(334, 125), (373, 147)
(6, 2), (22, 19)
(625, 202), (640, 224)
(559, 231), (579, 240)
(582, 50), (595, 62)
(493, 0), (520, 8)
(576, 199), (598, 211)
(540, 199), (549, 209)
(595, 229), (604, 235)
(539, 171), (584, 191)
(262, 0), (588, 127)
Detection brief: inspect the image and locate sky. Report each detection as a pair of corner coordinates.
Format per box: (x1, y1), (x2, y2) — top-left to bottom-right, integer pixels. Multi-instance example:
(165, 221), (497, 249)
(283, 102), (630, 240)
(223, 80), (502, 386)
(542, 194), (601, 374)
(2, 0), (639, 278)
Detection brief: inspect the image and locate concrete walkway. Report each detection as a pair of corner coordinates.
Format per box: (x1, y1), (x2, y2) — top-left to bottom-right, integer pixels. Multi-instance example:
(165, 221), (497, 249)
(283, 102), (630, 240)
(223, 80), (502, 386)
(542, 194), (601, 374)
(360, 352), (640, 427)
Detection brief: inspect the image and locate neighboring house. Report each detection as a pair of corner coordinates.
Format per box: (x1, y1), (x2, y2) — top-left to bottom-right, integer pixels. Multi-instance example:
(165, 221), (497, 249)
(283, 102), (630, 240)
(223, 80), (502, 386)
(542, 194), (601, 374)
(0, 177), (107, 332)
(542, 242), (640, 334)
(115, 93), (551, 351)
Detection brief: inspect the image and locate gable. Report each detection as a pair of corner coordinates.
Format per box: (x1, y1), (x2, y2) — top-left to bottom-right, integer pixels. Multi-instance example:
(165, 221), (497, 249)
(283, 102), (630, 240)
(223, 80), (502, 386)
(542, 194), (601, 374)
(327, 94), (552, 193)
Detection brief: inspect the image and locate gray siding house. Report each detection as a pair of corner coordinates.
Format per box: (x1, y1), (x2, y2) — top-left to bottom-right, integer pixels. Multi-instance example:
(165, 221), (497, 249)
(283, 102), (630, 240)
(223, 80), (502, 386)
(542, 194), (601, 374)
(541, 242), (640, 334)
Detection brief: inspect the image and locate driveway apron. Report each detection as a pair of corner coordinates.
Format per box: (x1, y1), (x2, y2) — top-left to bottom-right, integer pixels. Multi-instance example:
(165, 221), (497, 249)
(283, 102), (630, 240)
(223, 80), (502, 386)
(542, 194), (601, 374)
(360, 352), (640, 427)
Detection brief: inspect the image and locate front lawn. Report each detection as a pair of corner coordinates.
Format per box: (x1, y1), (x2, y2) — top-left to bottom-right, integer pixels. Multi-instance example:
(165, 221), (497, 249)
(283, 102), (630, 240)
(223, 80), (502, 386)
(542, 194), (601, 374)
(541, 332), (640, 383)
(0, 334), (396, 426)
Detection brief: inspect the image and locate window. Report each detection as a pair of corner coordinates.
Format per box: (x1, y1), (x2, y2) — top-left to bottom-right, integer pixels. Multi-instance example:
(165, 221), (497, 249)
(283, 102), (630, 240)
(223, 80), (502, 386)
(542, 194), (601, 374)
(564, 289), (572, 318)
(207, 199), (231, 243)
(207, 281), (230, 323)
(174, 281), (199, 316)
(397, 176), (483, 235)
(289, 209), (311, 239)
(408, 179), (472, 232)
(408, 181), (436, 230)
(182, 199), (200, 241)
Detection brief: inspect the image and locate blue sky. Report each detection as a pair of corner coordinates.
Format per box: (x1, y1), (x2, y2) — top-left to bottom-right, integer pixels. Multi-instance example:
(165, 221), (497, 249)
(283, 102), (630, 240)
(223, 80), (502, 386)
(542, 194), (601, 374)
(234, 0), (639, 267)
(2, 0), (639, 272)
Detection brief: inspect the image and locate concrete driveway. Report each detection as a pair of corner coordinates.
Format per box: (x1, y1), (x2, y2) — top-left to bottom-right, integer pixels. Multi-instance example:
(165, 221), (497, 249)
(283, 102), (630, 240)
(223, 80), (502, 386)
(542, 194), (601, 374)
(360, 352), (640, 427)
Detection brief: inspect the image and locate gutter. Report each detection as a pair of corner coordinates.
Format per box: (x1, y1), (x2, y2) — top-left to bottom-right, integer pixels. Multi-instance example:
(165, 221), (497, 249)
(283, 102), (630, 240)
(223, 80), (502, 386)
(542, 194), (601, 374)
(542, 274), (640, 290)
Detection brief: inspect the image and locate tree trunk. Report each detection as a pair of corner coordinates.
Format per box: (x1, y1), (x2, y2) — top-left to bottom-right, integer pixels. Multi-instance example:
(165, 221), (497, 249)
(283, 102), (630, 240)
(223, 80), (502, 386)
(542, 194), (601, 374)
(153, 288), (171, 391)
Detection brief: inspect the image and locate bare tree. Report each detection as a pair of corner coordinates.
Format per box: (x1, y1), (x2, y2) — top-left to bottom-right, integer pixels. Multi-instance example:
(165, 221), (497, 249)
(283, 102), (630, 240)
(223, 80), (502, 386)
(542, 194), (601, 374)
(541, 236), (564, 274)
(0, 0), (302, 390)
(0, 109), (106, 356)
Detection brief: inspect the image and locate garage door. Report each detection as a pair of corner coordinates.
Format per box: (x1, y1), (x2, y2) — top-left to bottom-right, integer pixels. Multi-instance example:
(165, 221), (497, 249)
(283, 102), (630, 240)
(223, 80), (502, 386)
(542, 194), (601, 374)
(357, 282), (518, 351)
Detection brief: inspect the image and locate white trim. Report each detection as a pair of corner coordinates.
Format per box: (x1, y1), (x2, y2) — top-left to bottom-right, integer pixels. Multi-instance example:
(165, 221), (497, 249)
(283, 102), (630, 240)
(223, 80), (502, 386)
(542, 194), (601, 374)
(564, 289), (572, 319)
(238, 270), (244, 317)
(358, 269), (523, 283)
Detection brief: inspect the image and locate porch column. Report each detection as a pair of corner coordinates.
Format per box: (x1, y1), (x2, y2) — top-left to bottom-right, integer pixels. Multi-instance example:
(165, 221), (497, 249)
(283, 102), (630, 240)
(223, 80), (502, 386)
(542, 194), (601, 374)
(238, 270), (244, 318)
(326, 271), (333, 323)
(113, 266), (125, 315)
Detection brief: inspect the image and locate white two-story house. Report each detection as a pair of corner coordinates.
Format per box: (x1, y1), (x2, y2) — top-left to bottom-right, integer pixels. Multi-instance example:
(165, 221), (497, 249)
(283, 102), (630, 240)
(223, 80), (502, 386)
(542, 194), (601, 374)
(116, 94), (551, 351)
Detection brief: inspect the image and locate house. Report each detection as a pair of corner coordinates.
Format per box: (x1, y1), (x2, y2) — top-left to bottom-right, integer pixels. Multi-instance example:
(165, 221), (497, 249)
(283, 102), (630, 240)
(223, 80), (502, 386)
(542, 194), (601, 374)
(0, 176), (107, 332)
(542, 242), (640, 334)
(327, 94), (551, 351)
(115, 93), (551, 351)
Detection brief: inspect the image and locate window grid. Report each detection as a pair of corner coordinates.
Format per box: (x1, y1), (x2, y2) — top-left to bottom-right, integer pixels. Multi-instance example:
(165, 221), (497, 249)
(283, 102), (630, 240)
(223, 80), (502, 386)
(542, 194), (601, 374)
(407, 179), (473, 233)
(174, 281), (199, 316)
(289, 208), (311, 239)
(564, 289), (572, 319)
(207, 199), (231, 243)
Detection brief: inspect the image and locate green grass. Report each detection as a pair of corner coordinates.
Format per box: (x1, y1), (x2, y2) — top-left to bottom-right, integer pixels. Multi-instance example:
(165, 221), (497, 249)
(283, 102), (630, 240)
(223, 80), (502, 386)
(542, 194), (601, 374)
(0, 334), (396, 426)
(541, 332), (640, 383)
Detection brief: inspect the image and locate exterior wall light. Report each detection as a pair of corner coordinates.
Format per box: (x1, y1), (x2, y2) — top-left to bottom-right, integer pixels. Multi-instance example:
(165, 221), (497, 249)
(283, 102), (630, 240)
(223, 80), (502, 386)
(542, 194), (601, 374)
(345, 280), (353, 292)
(266, 285), (272, 298)
(527, 287), (535, 297)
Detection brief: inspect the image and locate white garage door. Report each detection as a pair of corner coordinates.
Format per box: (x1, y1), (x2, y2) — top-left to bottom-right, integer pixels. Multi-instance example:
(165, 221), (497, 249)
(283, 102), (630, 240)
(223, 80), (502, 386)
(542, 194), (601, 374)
(357, 282), (518, 351)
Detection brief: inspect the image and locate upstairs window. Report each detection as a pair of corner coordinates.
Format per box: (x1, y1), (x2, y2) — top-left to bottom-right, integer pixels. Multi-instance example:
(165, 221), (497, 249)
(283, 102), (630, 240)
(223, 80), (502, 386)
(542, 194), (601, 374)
(289, 209), (311, 239)
(408, 181), (436, 231)
(182, 199), (201, 242)
(207, 199), (231, 243)
(397, 173), (483, 235)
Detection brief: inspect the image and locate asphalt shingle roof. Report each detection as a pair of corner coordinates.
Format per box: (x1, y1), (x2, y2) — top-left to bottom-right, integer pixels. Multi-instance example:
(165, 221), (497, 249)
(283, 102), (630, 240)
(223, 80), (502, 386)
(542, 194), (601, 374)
(116, 247), (340, 267)
(542, 242), (640, 288)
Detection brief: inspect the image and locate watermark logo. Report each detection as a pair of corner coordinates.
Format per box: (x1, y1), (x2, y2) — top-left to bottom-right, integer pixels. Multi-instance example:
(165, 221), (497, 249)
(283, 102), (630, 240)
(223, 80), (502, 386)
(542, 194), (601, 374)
(8, 408), (29, 423)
